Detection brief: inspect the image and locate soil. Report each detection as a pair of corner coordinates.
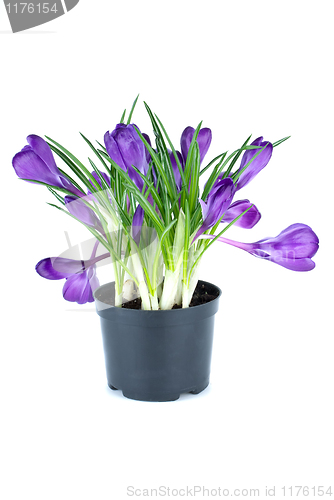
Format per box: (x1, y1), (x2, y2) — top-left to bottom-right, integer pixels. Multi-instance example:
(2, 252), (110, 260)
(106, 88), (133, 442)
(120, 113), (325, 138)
(121, 282), (219, 310)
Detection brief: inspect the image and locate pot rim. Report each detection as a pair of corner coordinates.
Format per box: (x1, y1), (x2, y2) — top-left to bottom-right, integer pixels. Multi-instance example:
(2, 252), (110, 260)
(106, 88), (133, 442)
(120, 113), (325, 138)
(93, 279), (222, 313)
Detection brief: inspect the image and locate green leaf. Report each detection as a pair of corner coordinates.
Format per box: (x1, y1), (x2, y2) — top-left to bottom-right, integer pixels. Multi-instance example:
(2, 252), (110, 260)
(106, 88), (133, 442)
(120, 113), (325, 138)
(143, 103), (178, 199)
(46, 136), (101, 192)
(120, 109), (126, 123)
(199, 152), (226, 176)
(127, 94), (140, 124)
(48, 143), (91, 192)
(189, 204), (254, 276)
(99, 152), (165, 235)
(273, 136), (290, 147)
(130, 165), (164, 215)
(189, 142), (200, 213)
(183, 199), (190, 281)
(47, 186), (65, 205)
(20, 178), (80, 197)
(132, 125), (175, 202)
(224, 134), (252, 177)
(80, 132), (109, 171)
(154, 113), (187, 199)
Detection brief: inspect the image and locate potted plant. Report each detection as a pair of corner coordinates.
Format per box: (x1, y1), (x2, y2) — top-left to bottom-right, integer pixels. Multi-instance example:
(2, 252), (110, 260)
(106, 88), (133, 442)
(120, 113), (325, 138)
(12, 97), (319, 401)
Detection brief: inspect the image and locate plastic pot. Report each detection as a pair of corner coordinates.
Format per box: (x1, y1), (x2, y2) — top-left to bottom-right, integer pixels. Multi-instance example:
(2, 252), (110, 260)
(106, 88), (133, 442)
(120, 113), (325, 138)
(94, 280), (221, 402)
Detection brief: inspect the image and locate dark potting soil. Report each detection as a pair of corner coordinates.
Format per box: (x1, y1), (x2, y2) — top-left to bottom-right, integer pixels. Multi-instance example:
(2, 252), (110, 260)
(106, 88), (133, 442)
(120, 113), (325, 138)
(121, 282), (219, 310)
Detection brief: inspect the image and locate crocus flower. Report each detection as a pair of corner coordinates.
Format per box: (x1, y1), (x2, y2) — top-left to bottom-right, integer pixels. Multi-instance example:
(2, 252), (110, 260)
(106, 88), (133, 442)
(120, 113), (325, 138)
(200, 223), (319, 271)
(104, 124), (150, 191)
(181, 126), (212, 164)
(64, 195), (103, 232)
(12, 135), (82, 197)
(193, 177), (236, 241)
(35, 241), (107, 304)
(222, 199), (261, 229)
(169, 126), (212, 191)
(235, 137), (273, 191)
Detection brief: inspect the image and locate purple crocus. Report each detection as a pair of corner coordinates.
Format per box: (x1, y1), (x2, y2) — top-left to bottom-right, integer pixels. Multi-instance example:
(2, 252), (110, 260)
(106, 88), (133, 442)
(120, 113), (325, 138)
(12, 135), (83, 197)
(235, 137), (273, 191)
(35, 241), (107, 303)
(200, 223), (319, 271)
(169, 126), (212, 190)
(193, 177), (236, 241)
(104, 124), (150, 191)
(222, 199), (261, 229)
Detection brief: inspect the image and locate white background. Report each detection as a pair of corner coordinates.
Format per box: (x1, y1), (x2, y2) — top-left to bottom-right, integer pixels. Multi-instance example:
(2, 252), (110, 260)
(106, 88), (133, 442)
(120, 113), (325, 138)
(1, 1), (333, 499)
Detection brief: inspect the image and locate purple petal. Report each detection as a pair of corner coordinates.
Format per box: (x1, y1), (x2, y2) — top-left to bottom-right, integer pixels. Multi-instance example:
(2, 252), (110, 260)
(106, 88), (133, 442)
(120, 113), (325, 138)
(104, 131), (127, 170)
(111, 124), (148, 174)
(26, 135), (59, 176)
(13, 149), (62, 187)
(142, 133), (152, 164)
(193, 178), (236, 241)
(236, 137), (273, 190)
(13, 142), (82, 196)
(62, 266), (99, 304)
(222, 199), (261, 228)
(255, 223), (319, 259)
(36, 257), (85, 279)
(169, 150), (184, 191)
(132, 204), (145, 246)
(181, 126), (212, 164)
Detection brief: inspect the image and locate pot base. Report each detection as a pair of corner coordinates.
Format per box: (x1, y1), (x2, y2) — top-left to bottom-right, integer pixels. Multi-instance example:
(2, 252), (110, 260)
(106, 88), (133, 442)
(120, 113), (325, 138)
(108, 381), (209, 402)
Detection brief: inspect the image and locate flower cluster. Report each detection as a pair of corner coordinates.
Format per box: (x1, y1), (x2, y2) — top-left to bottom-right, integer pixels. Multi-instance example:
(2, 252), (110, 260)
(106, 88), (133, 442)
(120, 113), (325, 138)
(13, 98), (319, 309)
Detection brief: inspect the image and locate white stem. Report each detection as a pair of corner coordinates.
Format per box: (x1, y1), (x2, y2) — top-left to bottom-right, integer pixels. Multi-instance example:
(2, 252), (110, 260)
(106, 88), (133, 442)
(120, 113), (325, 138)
(182, 281), (190, 309)
(175, 271), (183, 306)
(159, 270), (179, 310)
(130, 245), (151, 310)
(149, 292), (159, 311)
(182, 264), (200, 308)
(138, 281), (151, 310)
(159, 254), (183, 310)
(115, 289), (123, 307)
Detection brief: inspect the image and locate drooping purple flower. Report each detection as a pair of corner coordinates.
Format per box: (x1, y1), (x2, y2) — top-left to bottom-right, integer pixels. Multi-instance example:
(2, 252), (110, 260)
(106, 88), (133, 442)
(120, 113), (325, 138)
(104, 124), (150, 191)
(35, 241), (107, 304)
(222, 199), (261, 229)
(62, 265), (100, 304)
(169, 126), (212, 191)
(236, 137), (273, 190)
(200, 223), (319, 271)
(12, 135), (83, 197)
(64, 195), (103, 232)
(193, 177), (236, 241)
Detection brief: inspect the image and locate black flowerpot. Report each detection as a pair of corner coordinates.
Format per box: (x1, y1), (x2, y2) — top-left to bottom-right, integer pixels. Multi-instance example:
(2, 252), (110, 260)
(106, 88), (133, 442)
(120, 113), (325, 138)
(94, 280), (221, 402)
